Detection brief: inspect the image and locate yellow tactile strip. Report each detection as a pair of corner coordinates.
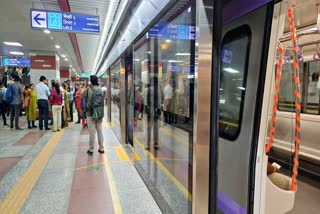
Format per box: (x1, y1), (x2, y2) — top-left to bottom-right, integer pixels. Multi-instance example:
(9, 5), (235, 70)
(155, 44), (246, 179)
(0, 131), (64, 213)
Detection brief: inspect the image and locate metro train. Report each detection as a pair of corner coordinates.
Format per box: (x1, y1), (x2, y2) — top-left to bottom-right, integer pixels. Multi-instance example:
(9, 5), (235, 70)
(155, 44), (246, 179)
(96, 0), (318, 213)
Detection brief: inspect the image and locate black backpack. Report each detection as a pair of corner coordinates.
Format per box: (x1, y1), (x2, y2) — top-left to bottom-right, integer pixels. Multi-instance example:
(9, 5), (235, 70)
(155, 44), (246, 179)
(90, 87), (104, 120)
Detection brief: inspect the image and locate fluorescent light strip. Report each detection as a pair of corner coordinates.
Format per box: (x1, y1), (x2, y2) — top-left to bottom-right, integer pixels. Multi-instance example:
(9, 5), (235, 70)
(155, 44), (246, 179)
(3, 42), (23, 47)
(175, 53), (191, 56)
(93, 0), (117, 73)
(237, 87), (246, 90)
(223, 68), (239, 73)
(9, 51), (24, 56)
(43, 30), (51, 34)
(34, 60), (45, 62)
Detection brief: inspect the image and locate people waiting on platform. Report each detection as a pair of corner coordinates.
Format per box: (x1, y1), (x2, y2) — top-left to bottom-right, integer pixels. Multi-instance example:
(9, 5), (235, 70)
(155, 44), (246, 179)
(0, 80), (8, 127)
(82, 75), (104, 155)
(25, 84), (37, 129)
(49, 82), (63, 132)
(35, 76), (50, 131)
(9, 74), (23, 131)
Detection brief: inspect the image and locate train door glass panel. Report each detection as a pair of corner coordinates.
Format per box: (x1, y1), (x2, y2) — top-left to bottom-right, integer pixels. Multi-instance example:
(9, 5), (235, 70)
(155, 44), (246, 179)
(110, 61), (121, 140)
(133, 2), (194, 213)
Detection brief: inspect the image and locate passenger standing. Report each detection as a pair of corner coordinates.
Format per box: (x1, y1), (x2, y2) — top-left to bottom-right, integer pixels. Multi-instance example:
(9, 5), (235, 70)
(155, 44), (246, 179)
(35, 76), (50, 131)
(163, 78), (173, 124)
(10, 75), (23, 130)
(0, 81), (8, 126)
(66, 80), (74, 122)
(75, 83), (85, 125)
(50, 82), (63, 132)
(83, 75), (104, 155)
(26, 84), (37, 129)
(63, 82), (70, 128)
(144, 78), (160, 150)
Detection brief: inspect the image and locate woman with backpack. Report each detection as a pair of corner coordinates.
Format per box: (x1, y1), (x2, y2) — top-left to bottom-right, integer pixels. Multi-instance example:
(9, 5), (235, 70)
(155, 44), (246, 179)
(82, 75), (104, 155)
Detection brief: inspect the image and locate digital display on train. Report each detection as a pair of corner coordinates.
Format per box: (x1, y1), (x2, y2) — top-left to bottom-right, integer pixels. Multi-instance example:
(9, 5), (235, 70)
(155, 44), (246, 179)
(147, 22), (196, 40)
(1, 58), (30, 67)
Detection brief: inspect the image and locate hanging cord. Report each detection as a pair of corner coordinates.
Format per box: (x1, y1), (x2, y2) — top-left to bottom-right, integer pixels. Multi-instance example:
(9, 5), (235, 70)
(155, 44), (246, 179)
(265, 44), (285, 154)
(288, 7), (301, 192)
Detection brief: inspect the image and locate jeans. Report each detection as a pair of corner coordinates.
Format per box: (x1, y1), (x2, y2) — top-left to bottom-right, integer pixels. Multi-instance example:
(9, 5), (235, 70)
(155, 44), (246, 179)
(69, 101), (73, 121)
(87, 117), (104, 151)
(52, 105), (62, 131)
(147, 116), (159, 146)
(38, 99), (49, 130)
(0, 102), (7, 125)
(10, 104), (21, 128)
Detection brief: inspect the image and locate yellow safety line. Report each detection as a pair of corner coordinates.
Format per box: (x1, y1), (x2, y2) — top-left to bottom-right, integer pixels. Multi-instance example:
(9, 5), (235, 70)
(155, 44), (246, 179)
(133, 151), (141, 161)
(115, 146), (130, 161)
(0, 131), (64, 213)
(74, 162), (105, 171)
(160, 127), (189, 147)
(102, 153), (123, 214)
(134, 137), (192, 202)
(219, 120), (239, 128)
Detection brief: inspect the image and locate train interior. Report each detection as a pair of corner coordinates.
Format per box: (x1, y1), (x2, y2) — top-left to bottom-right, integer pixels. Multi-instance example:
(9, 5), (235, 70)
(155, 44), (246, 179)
(262, 0), (320, 213)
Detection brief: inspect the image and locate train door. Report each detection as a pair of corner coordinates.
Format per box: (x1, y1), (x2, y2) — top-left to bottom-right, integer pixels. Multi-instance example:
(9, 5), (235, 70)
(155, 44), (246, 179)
(212, 1), (274, 213)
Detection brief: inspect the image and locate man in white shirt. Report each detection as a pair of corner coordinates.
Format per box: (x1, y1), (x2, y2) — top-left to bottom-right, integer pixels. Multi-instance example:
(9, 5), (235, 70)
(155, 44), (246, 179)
(35, 76), (50, 130)
(163, 78), (173, 124)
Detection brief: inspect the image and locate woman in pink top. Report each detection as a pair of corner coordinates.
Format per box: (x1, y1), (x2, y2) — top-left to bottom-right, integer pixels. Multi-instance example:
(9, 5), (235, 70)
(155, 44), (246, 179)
(75, 83), (86, 128)
(50, 82), (63, 132)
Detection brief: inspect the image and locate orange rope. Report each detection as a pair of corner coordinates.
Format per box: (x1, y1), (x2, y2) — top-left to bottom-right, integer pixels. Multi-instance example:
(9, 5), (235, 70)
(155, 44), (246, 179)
(265, 46), (285, 154)
(288, 7), (301, 192)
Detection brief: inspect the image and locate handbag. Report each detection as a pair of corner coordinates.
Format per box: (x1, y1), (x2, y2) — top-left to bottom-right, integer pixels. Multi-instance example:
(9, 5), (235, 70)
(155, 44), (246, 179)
(23, 96), (30, 109)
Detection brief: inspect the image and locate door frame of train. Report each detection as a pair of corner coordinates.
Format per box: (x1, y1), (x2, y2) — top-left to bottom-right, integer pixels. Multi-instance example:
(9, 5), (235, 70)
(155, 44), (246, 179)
(253, 2), (287, 214)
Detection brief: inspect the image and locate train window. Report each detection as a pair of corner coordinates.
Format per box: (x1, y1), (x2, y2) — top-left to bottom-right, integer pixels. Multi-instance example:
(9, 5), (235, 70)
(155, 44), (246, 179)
(278, 63), (304, 112)
(304, 61), (320, 115)
(278, 61), (320, 115)
(219, 25), (251, 141)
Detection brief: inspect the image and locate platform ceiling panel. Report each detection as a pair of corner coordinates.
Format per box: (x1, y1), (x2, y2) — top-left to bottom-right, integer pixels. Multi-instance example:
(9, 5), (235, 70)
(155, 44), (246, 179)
(0, 0), (77, 69)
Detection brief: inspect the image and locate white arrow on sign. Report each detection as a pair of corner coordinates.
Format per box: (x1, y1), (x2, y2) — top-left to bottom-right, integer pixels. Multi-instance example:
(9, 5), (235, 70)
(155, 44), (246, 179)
(31, 11), (47, 29)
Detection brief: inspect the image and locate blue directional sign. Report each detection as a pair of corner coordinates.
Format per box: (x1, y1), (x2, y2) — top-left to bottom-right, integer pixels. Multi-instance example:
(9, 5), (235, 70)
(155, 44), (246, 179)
(1, 58), (30, 67)
(147, 22), (195, 40)
(30, 9), (100, 34)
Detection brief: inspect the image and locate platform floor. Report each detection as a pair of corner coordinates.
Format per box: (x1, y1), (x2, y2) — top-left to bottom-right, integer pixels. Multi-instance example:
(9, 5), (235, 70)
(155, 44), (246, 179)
(0, 118), (162, 214)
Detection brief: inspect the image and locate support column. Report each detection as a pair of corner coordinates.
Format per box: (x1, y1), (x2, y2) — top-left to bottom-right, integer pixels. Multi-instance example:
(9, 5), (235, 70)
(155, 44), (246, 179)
(30, 51), (60, 85)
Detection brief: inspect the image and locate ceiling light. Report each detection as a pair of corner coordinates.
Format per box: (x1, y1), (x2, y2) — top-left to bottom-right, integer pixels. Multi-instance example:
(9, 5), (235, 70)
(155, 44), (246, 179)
(175, 53), (191, 56)
(9, 51), (24, 56)
(3, 42), (23, 47)
(134, 59), (140, 61)
(237, 87), (246, 90)
(64, 58), (69, 61)
(168, 60), (183, 63)
(223, 68), (239, 73)
(69, 65), (73, 67)
(55, 45), (61, 49)
(147, 51), (152, 54)
(43, 30), (51, 34)
(188, 7), (191, 13)
(34, 59), (45, 62)
(61, 54), (66, 58)
(165, 40), (172, 43)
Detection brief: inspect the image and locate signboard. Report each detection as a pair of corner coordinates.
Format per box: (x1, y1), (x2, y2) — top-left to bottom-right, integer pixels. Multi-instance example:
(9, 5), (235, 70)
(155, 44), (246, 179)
(222, 49), (232, 64)
(147, 22), (195, 40)
(1, 58), (30, 67)
(30, 9), (100, 34)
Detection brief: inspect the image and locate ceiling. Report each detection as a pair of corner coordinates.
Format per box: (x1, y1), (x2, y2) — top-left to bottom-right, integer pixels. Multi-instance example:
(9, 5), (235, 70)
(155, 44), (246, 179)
(0, 0), (112, 75)
(282, 0), (320, 58)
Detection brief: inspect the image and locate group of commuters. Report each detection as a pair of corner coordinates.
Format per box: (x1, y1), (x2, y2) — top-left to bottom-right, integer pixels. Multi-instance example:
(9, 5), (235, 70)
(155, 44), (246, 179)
(0, 74), (105, 155)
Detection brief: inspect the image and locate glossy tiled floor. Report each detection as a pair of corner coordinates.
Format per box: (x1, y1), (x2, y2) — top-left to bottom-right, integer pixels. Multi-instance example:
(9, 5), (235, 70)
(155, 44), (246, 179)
(0, 117), (161, 214)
